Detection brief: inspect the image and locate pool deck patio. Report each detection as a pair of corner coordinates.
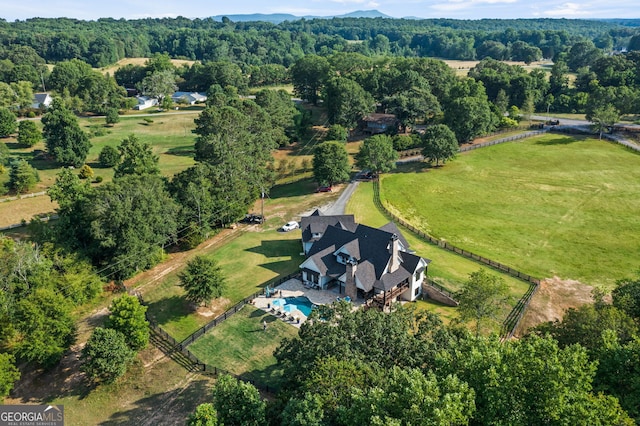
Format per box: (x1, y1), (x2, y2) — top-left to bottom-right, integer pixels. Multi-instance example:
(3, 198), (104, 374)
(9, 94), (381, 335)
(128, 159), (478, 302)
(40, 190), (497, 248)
(252, 278), (362, 328)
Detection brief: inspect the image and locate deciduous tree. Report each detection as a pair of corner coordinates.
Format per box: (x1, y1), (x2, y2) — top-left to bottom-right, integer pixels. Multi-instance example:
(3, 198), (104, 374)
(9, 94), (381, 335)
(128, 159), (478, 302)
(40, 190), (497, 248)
(587, 104), (619, 139)
(105, 294), (149, 351)
(213, 375), (266, 426)
(0, 108), (17, 137)
(17, 120), (41, 147)
(13, 287), (76, 368)
(355, 134), (398, 174)
(456, 269), (510, 336)
(98, 145), (120, 168)
(187, 403), (219, 426)
(0, 352), (20, 398)
(312, 141), (351, 186)
(81, 327), (134, 384)
(179, 256), (226, 307)
(114, 134), (159, 178)
(421, 124), (458, 166)
(290, 55), (331, 105)
(41, 98), (91, 166)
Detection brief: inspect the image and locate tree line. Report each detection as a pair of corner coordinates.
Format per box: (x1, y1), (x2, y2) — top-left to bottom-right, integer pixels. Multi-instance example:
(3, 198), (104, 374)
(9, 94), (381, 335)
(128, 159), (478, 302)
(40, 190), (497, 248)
(0, 16), (638, 67)
(186, 271), (640, 425)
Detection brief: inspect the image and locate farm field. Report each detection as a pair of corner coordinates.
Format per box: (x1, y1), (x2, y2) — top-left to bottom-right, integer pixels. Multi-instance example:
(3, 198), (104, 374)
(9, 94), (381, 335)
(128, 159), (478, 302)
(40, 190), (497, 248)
(380, 134), (640, 288)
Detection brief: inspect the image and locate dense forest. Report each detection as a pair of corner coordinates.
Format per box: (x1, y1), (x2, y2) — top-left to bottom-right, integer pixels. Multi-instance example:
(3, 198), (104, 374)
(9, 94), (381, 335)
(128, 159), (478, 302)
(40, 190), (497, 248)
(0, 16), (639, 67)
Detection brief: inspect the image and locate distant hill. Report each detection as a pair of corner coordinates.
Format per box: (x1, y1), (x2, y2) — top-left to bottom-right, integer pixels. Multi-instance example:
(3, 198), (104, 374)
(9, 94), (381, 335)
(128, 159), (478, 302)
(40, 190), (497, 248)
(212, 10), (392, 23)
(597, 19), (640, 27)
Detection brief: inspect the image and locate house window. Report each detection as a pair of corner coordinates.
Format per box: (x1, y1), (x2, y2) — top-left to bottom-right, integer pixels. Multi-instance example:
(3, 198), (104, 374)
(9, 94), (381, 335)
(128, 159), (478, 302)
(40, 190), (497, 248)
(414, 287), (420, 296)
(415, 268), (424, 282)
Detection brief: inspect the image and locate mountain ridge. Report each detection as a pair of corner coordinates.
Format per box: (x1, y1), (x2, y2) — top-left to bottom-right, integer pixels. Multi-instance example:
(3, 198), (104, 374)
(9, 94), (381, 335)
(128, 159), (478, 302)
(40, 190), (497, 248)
(212, 10), (394, 23)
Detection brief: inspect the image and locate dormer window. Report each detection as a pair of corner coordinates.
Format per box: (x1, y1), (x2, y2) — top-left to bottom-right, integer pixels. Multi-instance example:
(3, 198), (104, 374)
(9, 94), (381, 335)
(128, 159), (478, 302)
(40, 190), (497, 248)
(312, 232), (322, 239)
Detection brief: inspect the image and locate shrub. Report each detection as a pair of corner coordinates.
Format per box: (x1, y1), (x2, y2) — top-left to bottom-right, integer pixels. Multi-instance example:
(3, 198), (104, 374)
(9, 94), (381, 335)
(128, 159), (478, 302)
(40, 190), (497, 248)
(94, 175), (103, 183)
(98, 145), (120, 168)
(79, 164), (94, 180)
(325, 124), (348, 142)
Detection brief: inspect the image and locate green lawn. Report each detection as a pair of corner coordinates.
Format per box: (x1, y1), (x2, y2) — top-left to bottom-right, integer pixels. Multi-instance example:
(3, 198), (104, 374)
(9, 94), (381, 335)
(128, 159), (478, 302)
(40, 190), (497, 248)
(347, 181), (530, 326)
(0, 112), (199, 224)
(189, 305), (298, 390)
(142, 228), (303, 341)
(380, 134), (640, 288)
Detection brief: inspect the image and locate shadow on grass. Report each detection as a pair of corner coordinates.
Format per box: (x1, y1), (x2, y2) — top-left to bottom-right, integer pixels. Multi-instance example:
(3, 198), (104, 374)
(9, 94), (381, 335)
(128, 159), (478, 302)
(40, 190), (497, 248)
(269, 178), (316, 199)
(99, 379), (211, 426)
(145, 295), (191, 327)
(5, 142), (28, 150)
(535, 135), (584, 145)
(243, 363), (286, 392)
(245, 239), (299, 258)
(166, 146), (195, 157)
(393, 161), (432, 174)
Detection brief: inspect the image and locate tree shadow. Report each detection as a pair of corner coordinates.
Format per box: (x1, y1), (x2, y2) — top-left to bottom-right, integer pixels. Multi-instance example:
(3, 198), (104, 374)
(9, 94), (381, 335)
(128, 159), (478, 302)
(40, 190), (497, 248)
(393, 161), (432, 174)
(245, 239), (299, 258)
(4, 142), (27, 150)
(166, 146), (195, 157)
(269, 178), (316, 199)
(99, 379), (211, 425)
(145, 295), (191, 327)
(535, 135), (584, 145)
(243, 363), (285, 393)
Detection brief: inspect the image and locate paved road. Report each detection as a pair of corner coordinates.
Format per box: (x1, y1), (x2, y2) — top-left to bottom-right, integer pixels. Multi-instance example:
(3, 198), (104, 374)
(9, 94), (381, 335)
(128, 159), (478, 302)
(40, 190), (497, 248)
(323, 181), (360, 215)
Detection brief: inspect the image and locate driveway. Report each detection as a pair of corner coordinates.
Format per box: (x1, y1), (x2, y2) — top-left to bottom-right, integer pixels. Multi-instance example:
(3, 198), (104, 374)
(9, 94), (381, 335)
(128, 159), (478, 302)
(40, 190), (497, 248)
(322, 181), (359, 215)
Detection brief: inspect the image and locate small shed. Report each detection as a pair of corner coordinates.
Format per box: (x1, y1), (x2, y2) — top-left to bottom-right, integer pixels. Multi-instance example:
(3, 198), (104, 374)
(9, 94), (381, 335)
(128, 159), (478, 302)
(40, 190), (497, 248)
(361, 113), (399, 135)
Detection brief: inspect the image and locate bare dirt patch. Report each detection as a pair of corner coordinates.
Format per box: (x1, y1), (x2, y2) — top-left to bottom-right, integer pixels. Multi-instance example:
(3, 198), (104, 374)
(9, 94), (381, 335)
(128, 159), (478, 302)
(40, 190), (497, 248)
(515, 276), (602, 336)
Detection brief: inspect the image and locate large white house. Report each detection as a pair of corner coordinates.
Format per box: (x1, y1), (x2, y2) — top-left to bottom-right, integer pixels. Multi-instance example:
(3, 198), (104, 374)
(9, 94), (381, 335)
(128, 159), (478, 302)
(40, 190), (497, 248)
(299, 210), (430, 308)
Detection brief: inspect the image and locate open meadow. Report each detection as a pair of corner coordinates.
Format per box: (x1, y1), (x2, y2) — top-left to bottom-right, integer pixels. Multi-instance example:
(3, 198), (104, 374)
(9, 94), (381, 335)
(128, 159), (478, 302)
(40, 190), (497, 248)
(380, 133), (640, 288)
(0, 111), (200, 227)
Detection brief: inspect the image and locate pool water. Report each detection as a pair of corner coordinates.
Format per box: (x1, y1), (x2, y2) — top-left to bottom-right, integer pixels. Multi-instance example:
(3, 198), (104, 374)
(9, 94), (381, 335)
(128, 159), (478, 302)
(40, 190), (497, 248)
(285, 296), (316, 317)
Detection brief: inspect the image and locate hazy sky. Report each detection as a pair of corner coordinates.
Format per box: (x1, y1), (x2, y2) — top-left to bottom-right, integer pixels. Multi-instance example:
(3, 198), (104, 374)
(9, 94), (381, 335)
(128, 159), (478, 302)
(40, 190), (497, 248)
(2, 0), (637, 21)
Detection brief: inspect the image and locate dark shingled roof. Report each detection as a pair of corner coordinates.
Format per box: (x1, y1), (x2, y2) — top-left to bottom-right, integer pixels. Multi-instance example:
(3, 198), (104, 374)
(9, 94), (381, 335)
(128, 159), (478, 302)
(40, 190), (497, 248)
(303, 217), (430, 292)
(300, 209), (356, 247)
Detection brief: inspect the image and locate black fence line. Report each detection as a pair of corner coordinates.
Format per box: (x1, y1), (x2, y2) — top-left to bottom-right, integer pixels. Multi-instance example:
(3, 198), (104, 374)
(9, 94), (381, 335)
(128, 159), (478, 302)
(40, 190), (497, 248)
(372, 180), (541, 340)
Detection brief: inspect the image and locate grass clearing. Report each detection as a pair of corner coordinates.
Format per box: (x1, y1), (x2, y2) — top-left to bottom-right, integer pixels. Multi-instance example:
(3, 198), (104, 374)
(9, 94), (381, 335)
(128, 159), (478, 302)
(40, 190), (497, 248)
(346, 181), (530, 325)
(189, 305), (298, 390)
(381, 134), (640, 288)
(0, 112), (199, 225)
(99, 57), (196, 75)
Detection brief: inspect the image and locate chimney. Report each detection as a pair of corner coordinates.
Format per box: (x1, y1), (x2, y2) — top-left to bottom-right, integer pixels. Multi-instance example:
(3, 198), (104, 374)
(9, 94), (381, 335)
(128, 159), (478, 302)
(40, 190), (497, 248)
(388, 234), (400, 273)
(345, 258), (358, 301)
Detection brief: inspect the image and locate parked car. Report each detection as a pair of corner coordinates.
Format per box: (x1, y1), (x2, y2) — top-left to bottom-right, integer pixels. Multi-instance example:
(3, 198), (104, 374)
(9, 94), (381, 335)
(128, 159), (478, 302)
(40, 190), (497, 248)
(316, 186), (332, 193)
(240, 214), (264, 224)
(281, 221), (299, 232)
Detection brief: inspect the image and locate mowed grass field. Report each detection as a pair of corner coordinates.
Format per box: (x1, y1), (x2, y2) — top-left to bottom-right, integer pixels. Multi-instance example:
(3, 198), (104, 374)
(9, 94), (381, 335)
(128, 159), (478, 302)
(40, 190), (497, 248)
(189, 305), (298, 390)
(380, 134), (640, 288)
(347, 181), (530, 325)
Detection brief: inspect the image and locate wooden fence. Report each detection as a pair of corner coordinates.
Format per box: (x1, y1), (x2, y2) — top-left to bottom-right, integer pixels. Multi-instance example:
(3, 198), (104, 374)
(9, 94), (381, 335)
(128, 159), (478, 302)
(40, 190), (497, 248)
(129, 271), (302, 393)
(371, 180), (540, 340)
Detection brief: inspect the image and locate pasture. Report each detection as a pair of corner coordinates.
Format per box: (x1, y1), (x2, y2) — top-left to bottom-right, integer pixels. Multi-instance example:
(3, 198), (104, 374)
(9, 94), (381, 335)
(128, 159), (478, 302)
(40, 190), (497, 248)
(347, 181), (530, 325)
(380, 134), (640, 288)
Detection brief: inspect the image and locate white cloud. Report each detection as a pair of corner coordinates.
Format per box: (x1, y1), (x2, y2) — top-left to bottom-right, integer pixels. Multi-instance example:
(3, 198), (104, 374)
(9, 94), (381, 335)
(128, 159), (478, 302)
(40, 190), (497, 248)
(542, 2), (591, 17)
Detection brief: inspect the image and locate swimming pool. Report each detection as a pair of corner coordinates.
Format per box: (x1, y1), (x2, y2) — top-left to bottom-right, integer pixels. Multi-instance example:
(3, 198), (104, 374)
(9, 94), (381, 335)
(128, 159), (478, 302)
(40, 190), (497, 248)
(284, 296), (316, 317)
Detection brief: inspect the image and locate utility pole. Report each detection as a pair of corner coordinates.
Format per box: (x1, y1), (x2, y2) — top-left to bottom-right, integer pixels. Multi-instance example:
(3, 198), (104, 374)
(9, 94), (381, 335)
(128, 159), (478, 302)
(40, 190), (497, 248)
(261, 188), (265, 225)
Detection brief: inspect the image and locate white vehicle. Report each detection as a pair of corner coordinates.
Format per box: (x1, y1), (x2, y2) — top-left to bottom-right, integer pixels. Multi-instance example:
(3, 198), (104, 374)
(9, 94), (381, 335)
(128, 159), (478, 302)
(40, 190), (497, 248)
(282, 221), (300, 232)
